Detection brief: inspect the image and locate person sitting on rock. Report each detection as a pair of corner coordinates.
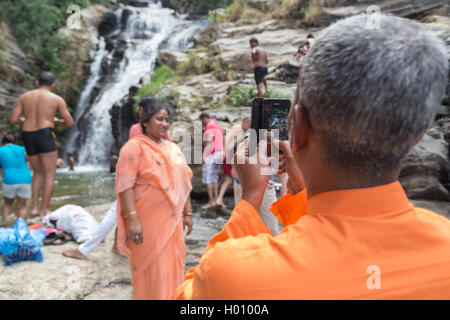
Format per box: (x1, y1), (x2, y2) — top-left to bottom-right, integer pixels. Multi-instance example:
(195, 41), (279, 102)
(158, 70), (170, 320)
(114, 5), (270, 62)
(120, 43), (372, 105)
(173, 14), (450, 299)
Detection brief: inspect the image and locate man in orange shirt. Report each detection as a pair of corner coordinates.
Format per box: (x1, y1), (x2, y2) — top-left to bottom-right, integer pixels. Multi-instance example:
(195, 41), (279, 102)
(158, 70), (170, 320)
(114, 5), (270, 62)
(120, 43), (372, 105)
(174, 14), (450, 299)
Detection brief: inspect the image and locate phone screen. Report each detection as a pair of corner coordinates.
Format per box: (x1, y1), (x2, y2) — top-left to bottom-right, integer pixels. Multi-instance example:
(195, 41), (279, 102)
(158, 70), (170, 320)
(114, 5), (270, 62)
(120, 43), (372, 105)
(261, 99), (291, 141)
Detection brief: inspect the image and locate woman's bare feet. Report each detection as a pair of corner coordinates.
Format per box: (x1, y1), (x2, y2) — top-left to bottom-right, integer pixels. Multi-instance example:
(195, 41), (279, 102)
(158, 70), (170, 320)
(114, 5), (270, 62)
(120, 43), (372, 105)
(30, 209), (40, 217)
(62, 248), (86, 260)
(201, 202), (216, 209)
(215, 200), (228, 209)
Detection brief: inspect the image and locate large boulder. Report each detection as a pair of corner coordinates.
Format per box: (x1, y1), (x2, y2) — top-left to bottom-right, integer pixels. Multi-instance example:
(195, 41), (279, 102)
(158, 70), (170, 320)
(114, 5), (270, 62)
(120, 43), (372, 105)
(155, 50), (189, 70)
(272, 62), (300, 84)
(109, 86), (139, 155)
(399, 132), (450, 201)
(176, 73), (236, 105)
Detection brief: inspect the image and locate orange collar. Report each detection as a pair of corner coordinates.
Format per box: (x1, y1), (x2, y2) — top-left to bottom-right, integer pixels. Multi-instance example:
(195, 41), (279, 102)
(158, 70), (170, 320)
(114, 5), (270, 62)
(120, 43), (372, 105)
(307, 181), (413, 218)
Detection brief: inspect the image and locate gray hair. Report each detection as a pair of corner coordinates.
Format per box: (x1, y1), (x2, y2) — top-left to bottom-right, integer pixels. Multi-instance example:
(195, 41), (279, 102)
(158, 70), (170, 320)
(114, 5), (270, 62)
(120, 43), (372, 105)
(298, 14), (448, 176)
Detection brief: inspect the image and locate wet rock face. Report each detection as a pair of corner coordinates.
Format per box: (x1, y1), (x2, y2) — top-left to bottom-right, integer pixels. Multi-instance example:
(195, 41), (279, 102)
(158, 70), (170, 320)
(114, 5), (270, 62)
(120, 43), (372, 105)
(98, 11), (118, 37)
(0, 20), (33, 137)
(159, 0), (207, 16)
(127, 1), (150, 8)
(110, 87), (139, 155)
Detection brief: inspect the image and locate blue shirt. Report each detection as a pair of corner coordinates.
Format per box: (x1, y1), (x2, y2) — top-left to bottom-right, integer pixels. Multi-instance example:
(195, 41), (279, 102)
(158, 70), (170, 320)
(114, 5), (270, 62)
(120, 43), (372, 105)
(0, 144), (32, 185)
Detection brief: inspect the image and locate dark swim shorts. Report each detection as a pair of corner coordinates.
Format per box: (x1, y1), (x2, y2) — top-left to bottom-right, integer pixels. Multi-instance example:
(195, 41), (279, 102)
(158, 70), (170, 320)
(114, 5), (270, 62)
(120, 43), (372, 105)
(254, 66), (268, 85)
(22, 128), (57, 156)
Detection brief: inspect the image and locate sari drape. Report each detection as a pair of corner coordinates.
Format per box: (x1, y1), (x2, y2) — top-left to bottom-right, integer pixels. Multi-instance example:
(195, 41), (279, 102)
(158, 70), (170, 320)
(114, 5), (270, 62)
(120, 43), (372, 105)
(115, 135), (192, 300)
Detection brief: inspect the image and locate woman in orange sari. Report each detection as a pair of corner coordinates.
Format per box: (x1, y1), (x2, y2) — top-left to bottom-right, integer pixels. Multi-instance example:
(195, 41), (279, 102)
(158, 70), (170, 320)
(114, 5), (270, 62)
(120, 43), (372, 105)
(115, 97), (193, 300)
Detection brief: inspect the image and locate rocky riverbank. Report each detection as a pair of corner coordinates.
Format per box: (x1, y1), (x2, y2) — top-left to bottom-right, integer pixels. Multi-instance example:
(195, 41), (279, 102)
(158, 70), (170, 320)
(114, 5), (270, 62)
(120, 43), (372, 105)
(0, 199), (228, 299)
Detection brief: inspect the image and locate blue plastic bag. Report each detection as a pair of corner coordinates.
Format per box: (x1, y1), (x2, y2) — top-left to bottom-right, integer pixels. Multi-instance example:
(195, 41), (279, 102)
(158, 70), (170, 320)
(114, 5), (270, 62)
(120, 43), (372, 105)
(0, 218), (46, 266)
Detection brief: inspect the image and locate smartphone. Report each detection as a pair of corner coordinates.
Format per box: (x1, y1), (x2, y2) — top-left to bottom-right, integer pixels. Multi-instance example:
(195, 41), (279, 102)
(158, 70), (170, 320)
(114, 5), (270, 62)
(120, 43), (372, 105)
(249, 98), (291, 157)
(251, 98), (291, 140)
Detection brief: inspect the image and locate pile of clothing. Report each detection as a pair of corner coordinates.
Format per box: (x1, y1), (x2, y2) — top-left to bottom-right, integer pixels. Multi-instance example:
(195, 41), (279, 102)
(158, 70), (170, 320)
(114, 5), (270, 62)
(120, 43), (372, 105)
(0, 218), (46, 266)
(42, 205), (99, 243)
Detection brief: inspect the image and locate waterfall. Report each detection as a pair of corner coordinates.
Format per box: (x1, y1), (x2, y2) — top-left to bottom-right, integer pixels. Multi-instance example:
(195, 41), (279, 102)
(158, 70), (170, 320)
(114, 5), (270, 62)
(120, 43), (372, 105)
(66, 0), (208, 166)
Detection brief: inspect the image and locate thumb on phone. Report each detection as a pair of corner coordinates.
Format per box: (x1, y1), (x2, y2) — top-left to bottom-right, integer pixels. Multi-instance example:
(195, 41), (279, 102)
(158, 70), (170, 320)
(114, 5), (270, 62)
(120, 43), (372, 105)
(277, 140), (305, 194)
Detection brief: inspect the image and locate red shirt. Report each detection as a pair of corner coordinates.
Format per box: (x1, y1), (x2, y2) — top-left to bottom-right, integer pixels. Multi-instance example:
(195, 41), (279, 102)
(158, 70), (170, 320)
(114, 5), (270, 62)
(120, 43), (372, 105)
(204, 120), (223, 155)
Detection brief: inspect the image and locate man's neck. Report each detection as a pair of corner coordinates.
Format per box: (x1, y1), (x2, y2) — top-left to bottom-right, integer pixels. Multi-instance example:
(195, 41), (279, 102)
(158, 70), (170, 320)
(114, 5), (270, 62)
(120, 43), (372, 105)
(305, 167), (400, 198)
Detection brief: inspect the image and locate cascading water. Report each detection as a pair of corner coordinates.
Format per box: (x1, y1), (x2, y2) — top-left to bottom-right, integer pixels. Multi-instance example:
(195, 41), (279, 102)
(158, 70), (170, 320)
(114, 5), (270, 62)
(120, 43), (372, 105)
(66, 0), (208, 166)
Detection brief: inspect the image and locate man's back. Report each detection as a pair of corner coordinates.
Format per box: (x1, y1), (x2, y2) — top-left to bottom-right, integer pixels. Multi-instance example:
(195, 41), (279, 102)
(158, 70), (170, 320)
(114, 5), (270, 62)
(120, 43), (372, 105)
(253, 47), (268, 67)
(174, 182), (450, 299)
(19, 88), (63, 132)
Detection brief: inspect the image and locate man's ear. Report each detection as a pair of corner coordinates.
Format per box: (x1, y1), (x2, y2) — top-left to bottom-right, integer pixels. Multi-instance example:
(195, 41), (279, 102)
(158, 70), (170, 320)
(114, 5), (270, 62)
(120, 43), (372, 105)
(292, 104), (311, 154)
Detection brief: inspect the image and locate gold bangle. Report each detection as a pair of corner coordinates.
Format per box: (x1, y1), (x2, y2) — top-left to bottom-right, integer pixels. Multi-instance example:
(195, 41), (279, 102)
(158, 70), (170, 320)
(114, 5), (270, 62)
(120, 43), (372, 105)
(183, 212), (193, 217)
(127, 211), (137, 216)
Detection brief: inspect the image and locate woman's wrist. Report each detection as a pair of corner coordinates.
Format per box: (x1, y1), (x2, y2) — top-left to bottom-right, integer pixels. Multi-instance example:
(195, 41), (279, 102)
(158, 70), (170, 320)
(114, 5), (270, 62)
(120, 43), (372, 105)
(127, 211), (139, 221)
(183, 212), (193, 217)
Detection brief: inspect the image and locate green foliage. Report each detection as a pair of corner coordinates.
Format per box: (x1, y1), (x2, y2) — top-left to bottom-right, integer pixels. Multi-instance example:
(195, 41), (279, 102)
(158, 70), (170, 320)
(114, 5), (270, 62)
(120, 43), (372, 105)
(228, 86), (255, 107)
(207, 5), (233, 24)
(183, 96), (204, 110)
(135, 65), (178, 113)
(5, 111), (24, 145)
(195, 0), (233, 10)
(139, 65), (175, 96)
(3, 0), (109, 78)
(228, 86), (291, 107)
(0, 52), (5, 72)
(154, 87), (180, 113)
(0, 33), (8, 51)
(177, 52), (213, 76)
(207, 101), (223, 110)
(268, 0), (313, 20)
(263, 88), (291, 99)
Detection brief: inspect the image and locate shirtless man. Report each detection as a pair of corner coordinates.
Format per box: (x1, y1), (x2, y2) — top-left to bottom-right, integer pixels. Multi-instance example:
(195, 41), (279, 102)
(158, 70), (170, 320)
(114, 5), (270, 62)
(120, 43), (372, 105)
(10, 71), (74, 218)
(250, 38), (269, 97)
